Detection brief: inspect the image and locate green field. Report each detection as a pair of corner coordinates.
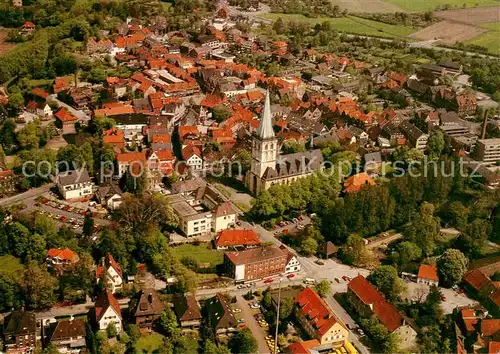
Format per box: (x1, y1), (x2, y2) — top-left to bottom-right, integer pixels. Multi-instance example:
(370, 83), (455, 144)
(173, 243), (223, 266)
(382, 0), (500, 12)
(467, 22), (500, 55)
(259, 14), (416, 38)
(134, 333), (164, 353)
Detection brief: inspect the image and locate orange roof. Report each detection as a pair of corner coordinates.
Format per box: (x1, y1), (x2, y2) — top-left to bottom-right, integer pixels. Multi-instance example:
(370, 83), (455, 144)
(296, 287), (345, 336)
(179, 125), (199, 139)
(32, 87), (49, 100)
(216, 229), (260, 248)
(116, 151), (146, 163)
(489, 288), (500, 307)
(54, 108), (77, 122)
(343, 172), (376, 194)
(47, 248), (78, 262)
(489, 341), (500, 354)
(152, 149), (175, 161)
(348, 275), (403, 332)
(201, 93), (227, 108)
(95, 289), (121, 321)
(97, 254), (122, 279)
(23, 21), (35, 28)
(152, 133), (171, 143)
(287, 340), (321, 354)
(482, 319), (500, 337)
(461, 308), (478, 332)
(94, 104), (134, 116)
(464, 269), (491, 291)
(417, 264), (438, 281)
(182, 144), (201, 160)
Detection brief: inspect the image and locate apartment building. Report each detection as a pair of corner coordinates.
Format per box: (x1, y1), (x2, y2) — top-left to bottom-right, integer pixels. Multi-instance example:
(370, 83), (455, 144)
(477, 138), (500, 166)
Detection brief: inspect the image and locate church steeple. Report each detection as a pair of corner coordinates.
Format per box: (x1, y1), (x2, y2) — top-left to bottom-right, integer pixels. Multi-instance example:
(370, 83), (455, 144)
(256, 90), (275, 140)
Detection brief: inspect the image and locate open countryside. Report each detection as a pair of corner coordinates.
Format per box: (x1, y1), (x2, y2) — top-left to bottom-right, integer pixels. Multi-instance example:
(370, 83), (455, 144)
(467, 22), (500, 54)
(381, 0), (500, 12)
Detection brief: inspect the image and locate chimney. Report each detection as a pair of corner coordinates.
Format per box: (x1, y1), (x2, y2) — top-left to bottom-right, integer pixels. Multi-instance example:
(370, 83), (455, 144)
(74, 71), (78, 88)
(481, 109), (488, 140)
(148, 293), (153, 304)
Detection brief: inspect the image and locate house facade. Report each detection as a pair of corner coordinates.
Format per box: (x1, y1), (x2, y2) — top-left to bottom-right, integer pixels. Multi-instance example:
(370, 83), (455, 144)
(133, 289), (165, 330)
(56, 169), (94, 200)
(49, 319), (86, 354)
(96, 254), (123, 294)
(3, 311), (38, 354)
(173, 294), (202, 331)
(93, 290), (122, 333)
(417, 264), (439, 286)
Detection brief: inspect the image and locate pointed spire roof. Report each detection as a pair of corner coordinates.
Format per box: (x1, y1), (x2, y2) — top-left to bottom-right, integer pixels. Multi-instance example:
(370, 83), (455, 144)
(256, 90), (275, 140)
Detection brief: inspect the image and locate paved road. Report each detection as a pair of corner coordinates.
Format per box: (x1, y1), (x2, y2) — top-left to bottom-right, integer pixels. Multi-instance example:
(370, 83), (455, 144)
(0, 184), (52, 206)
(236, 295), (271, 354)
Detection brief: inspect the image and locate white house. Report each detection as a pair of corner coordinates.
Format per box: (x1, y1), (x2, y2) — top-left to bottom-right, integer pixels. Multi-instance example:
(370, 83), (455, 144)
(212, 201), (237, 232)
(37, 103), (53, 118)
(56, 169), (95, 200)
(94, 290), (122, 333)
(280, 245), (301, 274)
(95, 183), (123, 211)
(182, 144), (203, 171)
(97, 254), (124, 294)
(417, 264), (439, 286)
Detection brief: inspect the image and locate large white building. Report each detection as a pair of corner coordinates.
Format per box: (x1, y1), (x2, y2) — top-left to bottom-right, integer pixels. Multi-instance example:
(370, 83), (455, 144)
(56, 169), (95, 200)
(477, 138), (500, 166)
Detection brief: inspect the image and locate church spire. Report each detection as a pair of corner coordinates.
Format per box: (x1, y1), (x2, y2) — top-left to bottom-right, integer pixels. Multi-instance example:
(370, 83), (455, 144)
(256, 89), (275, 140)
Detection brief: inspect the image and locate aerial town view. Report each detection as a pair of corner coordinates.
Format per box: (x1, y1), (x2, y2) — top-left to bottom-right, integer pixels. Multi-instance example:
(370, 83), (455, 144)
(0, 0), (499, 353)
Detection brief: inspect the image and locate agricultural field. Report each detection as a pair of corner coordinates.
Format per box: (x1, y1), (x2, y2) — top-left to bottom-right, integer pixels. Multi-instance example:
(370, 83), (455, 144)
(409, 20), (485, 44)
(260, 13), (417, 38)
(0, 29), (17, 56)
(330, 0), (407, 13)
(467, 22), (500, 54)
(435, 7), (500, 24)
(381, 0), (499, 12)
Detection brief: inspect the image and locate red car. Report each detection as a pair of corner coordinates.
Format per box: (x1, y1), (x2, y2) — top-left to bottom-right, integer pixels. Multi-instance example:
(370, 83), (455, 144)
(287, 274), (295, 279)
(264, 279), (274, 284)
(441, 295), (446, 301)
(342, 276), (351, 281)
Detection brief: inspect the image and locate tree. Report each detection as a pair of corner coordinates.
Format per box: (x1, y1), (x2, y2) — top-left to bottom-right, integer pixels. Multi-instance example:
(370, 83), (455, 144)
(314, 280), (331, 298)
(391, 241), (422, 267)
(7, 92), (24, 114)
(211, 105), (232, 122)
(446, 201), (468, 230)
(229, 328), (257, 354)
(106, 322), (118, 338)
(17, 122), (40, 150)
(437, 249), (468, 287)
(118, 193), (178, 231)
(428, 131), (445, 160)
(42, 343), (61, 354)
(339, 234), (375, 267)
(300, 237), (318, 256)
(368, 265), (406, 301)
(158, 306), (180, 339)
(174, 333), (199, 354)
(279, 296), (294, 319)
(22, 263), (58, 309)
(403, 203), (440, 256)
(82, 209), (94, 237)
(88, 68), (107, 83)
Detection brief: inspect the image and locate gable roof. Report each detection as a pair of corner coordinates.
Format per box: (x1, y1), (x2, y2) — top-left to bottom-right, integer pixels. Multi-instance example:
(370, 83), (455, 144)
(134, 288), (165, 317)
(418, 264), (438, 281)
(213, 200), (235, 217)
(216, 229), (260, 248)
(464, 269), (492, 292)
(295, 287), (345, 336)
(173, 294), (202, 322)
(481, 319), (500, 337)
(206, 293), (237, 330)
(50, 319), (86, 341)
(343, 173), (376, 194)
(116, 151), (146, 164)
(96, 254), (122, 279)
(95, 289), (121, 321)
(47, 248), (79, 262)
(225, 245), (286, 266)
(348, 275), (404, 332)
(55, 108), (77, 122)
(4, 311), (36, 336)
(182, 144), (202, 161)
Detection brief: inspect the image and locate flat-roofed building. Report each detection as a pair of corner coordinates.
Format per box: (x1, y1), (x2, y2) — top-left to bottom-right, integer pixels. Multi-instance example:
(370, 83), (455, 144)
(477, 138), (500, 166)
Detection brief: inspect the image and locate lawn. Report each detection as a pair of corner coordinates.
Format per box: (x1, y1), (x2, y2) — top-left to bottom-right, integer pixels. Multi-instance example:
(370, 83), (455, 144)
(382, 0), (499, 12)
(134, 333), (164, 353)
(259, 14), (417, 38)
(467, 22), (500, 55)
(173, 243), (224, 266)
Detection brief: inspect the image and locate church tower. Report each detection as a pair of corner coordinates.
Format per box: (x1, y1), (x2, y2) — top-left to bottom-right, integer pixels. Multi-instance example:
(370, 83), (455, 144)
(246, 90), (278, 195)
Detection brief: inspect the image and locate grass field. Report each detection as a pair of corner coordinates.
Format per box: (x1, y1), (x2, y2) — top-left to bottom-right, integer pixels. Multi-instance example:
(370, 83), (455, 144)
(259, 14), (416, 38)
(467, 22), (500, 54)
(134, 333), (164, 353)
(173, 243), (223, 266)
(381, 0), (500, 12)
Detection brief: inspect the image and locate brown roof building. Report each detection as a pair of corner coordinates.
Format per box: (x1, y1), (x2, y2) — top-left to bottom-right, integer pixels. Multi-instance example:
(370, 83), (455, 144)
(3, 311), (37, 353)
(49, 319), (86, 353)
(205, 293), (238, 338)
(133, 288), (165, 330)
(173, 294), (202, 330)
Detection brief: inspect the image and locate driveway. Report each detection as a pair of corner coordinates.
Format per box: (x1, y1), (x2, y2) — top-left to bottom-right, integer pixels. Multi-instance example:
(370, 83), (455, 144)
(236, 295), (271, 354)
(49, 94), (90, 123)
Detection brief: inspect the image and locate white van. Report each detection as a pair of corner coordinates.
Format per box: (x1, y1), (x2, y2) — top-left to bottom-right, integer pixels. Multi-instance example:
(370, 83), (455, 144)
(304, 278), (316, 285)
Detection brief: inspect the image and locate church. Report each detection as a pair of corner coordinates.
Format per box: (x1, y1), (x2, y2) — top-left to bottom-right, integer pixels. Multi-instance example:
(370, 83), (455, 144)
(245, 91), (324, 195)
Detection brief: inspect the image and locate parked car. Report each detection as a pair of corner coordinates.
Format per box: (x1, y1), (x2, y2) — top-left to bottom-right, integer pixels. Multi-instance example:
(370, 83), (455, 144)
(264, 279), (273, 284)
(358, 329), (365, 336)
(342, 276), (351, 281)
(287, 274), (295, 279)
(441, 295), (446, 301)
(297, 215), (303, 221)
(233, 308), (242, 313)
(237, 319), (245, 324)
(292, 218), (298, 223)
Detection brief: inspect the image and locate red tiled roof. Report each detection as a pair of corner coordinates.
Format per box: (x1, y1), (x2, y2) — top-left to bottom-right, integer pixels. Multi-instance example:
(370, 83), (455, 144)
(116, 151), (146, 163)
(287, 340), (320, 354)
(489, 341), (500, 354)
(482, 319), (500, 337)
(418, 264), (438, 281)
(201, 93), (227, 108)
(464, 269), (491, 292)
(97, 254), (123, 279)
(152, 133), (171, 144)
(47, 248), (78, 262)
(296, 287), (345, 336)
(182, 144), (201, 160)
(179, 125), (199, 139)
(489, 288), (500, 307)
(32, 87), (49, 100)
(152, 149), (175, 161)
(94, 104), (134, 116)
(460, 309), (478, 332)
(343, 173), (376, 194)
(23, 21), (35, 29)
(0, 170), (13, 179)
(216, 229), (260, 248)
(54, 108), (77, 122)
(95, 289), (122, 321)
(348, 275), (403, 332)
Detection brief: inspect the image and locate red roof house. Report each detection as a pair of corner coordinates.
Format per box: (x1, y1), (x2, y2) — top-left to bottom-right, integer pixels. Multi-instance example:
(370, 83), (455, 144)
(215, 229), (261, 250)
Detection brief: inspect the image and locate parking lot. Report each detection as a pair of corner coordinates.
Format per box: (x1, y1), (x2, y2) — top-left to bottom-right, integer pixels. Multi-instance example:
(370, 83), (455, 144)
(235, 295), (272, 353)
(405, 282), (478, 314)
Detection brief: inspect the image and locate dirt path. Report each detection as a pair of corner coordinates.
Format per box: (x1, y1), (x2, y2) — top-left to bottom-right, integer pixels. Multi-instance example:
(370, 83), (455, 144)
(236, 295), (271, 354)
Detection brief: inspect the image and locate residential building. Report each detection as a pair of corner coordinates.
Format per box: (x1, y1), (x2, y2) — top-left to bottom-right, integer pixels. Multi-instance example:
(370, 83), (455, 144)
(96, 254), (123, 294)
(173, 294), (202, 330)
(476, 138), (500, 166)
(182, 144), (203, 171)
(212, 201), (237, 232)
(93, 289), (122, 333)
(215, 229), (261, 250)
(205, 293), (238, 339)
(54, 108), (77, 134)
(102, 128), (125, 150)
(116, 151), (147, 178)
(95, 182), (123, 210)
(347, 276), (418, 350)
(280, 245), (301, 274)
(133, 289), (165, 330)
(47, 248), (79, 266)
(224, 245), (288, 282)
(417, 264), (439, 286)
(295, 287), (348, 345)
(399, 120), (428, 151)
(49, 319), (86, 354)
(343, 173), (376, 194)
(3, 311), (37, 354)
(56, 169), (94, 200)
(246, 90), (324, 195)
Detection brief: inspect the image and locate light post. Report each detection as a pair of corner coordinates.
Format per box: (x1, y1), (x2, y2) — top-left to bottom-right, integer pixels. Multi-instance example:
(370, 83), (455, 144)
(274, 275), (283, 354)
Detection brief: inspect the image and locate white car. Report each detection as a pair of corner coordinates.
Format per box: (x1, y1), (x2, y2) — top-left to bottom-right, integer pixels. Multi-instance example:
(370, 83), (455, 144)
(233, 308), (242, 313)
